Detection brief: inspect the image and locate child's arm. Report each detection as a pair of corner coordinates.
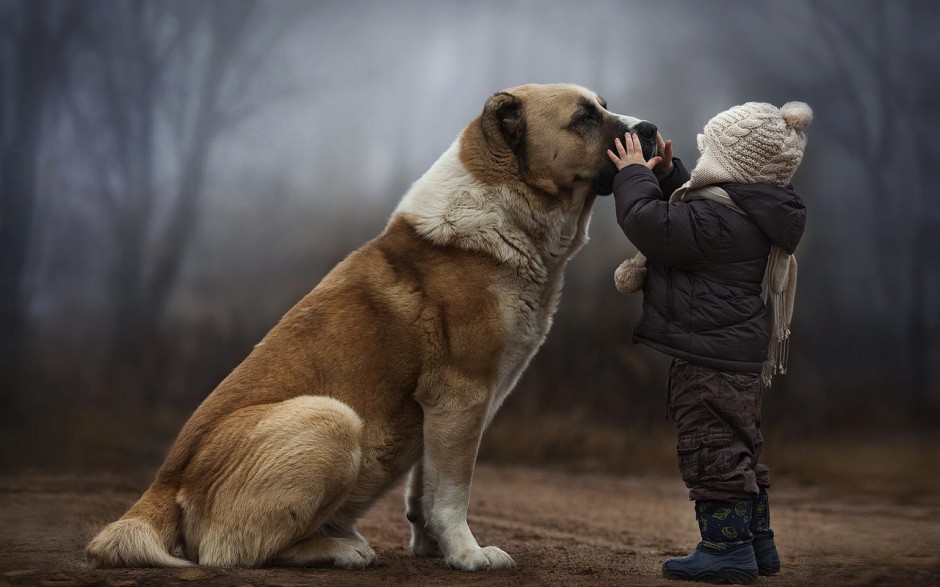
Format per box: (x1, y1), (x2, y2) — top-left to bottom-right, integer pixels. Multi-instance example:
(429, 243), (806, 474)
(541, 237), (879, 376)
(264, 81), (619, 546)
(656, 158), (690, 199)
(608, 133), (713, 267)
(652, 133), (690, 198)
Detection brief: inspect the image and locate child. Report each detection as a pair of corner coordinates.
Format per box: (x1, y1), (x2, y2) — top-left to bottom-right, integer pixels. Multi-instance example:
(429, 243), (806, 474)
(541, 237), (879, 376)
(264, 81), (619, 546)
(606, 102), (811, 584)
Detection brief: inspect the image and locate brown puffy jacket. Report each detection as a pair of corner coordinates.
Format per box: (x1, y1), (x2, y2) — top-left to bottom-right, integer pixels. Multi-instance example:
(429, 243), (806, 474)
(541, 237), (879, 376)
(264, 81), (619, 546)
(613, 159), (806, 372)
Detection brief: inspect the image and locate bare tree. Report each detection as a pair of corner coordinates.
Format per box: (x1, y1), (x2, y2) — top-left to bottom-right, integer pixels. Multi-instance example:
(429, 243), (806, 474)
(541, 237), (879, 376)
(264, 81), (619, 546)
(57, 0), (295, 403)
(0, 0), (84, 405)
(810, 1), (936, 400)
(722, 0), (938, 403)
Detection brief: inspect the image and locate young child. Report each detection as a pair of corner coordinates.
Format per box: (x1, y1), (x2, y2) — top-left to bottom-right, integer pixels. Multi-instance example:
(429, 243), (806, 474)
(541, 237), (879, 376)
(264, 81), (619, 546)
(606, 102), (811, 584)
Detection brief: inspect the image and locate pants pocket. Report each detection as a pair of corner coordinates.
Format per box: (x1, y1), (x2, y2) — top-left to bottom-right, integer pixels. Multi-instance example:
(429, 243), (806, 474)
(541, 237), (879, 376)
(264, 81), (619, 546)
(702, 429), (733, 476)
(677, 432), (702, 485)
(716, 372), (760, 427)
(677, 429), (734, 486)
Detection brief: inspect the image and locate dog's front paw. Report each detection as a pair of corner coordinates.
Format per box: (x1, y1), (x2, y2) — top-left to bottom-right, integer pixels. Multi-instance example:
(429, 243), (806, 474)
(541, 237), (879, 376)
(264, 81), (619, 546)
(445, 545), (515, 571)
(411, 530), (443, 557)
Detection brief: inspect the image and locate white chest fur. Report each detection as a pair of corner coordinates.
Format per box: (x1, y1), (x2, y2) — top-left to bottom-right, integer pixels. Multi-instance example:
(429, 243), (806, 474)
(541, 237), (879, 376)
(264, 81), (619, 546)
(393, 138), (593, 427)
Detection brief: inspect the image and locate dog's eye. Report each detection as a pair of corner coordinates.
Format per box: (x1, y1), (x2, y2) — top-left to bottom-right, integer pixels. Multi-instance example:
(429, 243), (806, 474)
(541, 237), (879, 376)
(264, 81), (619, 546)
(574, 113), (597, 127)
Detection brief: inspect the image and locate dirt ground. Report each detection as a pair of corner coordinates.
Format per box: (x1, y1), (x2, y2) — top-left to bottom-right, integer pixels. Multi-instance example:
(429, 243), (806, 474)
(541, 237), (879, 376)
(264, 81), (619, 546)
(2, 464), (938, 587)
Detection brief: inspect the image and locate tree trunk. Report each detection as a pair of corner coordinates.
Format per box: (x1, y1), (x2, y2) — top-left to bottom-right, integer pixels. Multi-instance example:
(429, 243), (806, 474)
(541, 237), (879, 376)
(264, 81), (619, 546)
(103, 2), (254, 406)
(0, 3), (57, 408)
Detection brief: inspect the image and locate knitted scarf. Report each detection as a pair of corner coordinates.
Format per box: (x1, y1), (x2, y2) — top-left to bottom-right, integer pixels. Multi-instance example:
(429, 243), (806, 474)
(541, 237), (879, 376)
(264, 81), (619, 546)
(614, 176), (798, 387)
(675, 183), (797, 387)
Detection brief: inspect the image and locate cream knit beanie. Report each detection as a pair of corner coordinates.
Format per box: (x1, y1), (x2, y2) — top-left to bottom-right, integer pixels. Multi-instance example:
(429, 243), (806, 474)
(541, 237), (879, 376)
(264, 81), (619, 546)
(690, 101), (813, 187)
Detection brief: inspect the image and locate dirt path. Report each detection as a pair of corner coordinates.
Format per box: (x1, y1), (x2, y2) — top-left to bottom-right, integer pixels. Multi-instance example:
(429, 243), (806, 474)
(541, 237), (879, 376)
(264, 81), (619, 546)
(2, 465), (938, 586)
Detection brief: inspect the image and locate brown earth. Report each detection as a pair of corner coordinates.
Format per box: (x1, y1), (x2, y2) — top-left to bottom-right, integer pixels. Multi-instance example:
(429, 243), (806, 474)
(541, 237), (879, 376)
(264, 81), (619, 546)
(2, 464), (939, 587)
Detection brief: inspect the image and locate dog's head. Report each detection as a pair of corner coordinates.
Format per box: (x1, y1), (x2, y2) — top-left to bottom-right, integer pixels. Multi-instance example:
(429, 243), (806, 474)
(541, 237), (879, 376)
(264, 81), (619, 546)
(478, 83), (657, 197)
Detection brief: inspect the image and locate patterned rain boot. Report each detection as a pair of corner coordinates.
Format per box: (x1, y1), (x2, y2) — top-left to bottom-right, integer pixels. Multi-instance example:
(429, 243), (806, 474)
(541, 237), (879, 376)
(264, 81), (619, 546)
(751, 487), (780, 575)
(662, 500), (759, 584)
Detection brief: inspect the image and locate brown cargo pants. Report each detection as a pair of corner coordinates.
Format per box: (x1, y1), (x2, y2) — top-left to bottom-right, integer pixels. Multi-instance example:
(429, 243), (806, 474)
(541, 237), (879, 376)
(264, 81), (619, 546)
(667, 358), (770, 501)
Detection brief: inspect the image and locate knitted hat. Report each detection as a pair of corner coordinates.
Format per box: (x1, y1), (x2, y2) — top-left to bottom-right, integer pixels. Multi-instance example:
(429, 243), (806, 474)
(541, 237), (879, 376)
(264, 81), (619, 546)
(690, 101), (813, 187)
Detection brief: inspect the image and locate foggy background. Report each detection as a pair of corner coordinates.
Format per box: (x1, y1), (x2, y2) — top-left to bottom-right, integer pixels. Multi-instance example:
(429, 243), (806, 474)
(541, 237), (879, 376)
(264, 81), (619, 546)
(1, 0), (938, 477)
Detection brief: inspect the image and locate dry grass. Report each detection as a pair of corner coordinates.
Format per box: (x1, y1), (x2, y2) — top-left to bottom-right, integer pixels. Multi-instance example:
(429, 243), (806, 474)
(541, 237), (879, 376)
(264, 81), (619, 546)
(4, 407), (938, 508)
(482, 413), (940, 505)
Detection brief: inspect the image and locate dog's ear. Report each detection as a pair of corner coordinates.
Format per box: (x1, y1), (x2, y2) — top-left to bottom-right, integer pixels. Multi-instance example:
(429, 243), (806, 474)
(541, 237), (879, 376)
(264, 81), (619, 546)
(482, 92), (527, 164)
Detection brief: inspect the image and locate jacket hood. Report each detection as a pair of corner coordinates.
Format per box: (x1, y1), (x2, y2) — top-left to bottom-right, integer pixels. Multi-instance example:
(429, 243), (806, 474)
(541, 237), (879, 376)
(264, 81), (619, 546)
(723, 183), (806, 254)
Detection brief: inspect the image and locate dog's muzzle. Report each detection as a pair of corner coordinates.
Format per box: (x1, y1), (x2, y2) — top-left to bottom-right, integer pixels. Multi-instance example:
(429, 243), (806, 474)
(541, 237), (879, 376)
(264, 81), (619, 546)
(632, 121), (658, 160)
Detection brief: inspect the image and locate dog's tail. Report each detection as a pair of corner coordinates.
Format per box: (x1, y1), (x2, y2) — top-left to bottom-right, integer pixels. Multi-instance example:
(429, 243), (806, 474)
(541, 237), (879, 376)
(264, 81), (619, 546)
(86, 482), (193, 568)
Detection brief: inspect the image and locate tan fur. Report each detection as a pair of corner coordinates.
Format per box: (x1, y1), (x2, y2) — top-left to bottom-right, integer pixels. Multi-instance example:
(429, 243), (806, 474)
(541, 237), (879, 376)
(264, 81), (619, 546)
(86, 83), (643, 571)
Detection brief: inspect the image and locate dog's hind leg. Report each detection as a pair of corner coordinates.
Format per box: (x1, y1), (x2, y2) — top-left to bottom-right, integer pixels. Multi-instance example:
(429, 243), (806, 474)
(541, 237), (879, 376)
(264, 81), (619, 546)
(271, 497), (381, 568)
(272, 535), (376, 569)
(270, 489), (378, 568)
(182, 395), (363, 567)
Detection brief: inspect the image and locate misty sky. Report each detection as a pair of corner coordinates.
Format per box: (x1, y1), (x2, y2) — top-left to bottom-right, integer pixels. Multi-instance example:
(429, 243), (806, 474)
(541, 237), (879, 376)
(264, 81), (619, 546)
(4, 0), (938, 415)
(213, 0), (781, 208)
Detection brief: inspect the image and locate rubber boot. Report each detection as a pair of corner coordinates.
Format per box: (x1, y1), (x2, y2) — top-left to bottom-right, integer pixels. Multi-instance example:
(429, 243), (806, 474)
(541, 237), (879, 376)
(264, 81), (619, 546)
(751, 487), (780, 575)
(662, 500), (758, 585)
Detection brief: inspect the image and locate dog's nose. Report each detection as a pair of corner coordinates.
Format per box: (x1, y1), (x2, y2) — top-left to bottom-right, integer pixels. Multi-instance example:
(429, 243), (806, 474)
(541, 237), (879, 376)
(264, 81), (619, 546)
(634, 121), (657, 140)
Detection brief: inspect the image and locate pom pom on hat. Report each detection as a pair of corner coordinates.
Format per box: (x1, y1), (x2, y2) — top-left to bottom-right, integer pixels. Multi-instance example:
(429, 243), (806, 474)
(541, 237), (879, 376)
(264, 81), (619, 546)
(780, 101), (813, 132)
(614, 253), (647, 295)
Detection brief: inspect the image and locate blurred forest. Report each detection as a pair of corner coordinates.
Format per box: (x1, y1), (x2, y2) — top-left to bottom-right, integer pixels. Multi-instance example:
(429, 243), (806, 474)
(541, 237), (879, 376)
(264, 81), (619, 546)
(1, 0), (938, 472)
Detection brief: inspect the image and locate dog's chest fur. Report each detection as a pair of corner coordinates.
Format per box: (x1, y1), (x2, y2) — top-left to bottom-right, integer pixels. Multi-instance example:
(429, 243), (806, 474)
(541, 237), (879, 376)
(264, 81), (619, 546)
(394, 139), (592, 425)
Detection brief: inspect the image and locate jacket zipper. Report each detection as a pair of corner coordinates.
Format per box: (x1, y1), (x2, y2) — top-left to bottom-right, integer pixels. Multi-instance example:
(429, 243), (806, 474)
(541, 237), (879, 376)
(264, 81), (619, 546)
(667, 268), (677, 320)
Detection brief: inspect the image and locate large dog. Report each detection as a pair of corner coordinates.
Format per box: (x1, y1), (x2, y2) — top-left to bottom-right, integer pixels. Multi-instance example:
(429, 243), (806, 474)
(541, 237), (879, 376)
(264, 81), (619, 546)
(87, 83), (657, 571)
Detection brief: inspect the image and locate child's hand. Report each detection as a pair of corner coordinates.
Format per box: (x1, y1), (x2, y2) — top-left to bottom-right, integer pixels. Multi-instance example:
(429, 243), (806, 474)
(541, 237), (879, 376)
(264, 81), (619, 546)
(607, 132), (663, 172)
(652, 132), (674, 175)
